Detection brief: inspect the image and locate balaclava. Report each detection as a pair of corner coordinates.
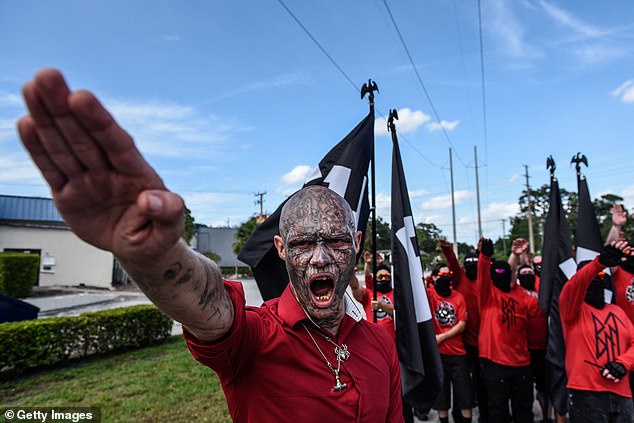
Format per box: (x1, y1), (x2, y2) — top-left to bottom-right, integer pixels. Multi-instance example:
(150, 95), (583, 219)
(463, 253), (478, 281)
(517, 264), (536, 291)
(490, 260), (512, 292)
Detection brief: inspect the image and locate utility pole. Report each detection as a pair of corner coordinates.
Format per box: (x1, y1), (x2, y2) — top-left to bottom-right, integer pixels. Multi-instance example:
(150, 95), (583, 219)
(254, 191), (266, 221)
(450, 148), (458, 255)
(524, 165), (535, 254)
(501, 219), (507, 255)
(474, 145), (482, 239)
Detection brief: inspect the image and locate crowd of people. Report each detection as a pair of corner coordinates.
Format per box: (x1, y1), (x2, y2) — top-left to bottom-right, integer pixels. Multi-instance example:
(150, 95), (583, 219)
(16, 68), (634, 422)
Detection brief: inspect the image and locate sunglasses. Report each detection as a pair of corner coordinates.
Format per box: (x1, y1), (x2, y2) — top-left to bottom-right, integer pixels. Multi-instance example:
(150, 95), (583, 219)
(376, 273), (391, 281)
(437, 270), (453, 277)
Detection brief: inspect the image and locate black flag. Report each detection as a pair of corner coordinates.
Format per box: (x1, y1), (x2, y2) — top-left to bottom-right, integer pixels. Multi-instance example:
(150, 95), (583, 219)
(538, 175), (576, 415)
(238, 112), (374, 301)
(576, 173), (615, 300)
(390, 130), (442, 411)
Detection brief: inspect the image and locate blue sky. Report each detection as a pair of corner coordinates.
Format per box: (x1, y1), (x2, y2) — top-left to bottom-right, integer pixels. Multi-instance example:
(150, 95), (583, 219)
(1, 0), (634, 248)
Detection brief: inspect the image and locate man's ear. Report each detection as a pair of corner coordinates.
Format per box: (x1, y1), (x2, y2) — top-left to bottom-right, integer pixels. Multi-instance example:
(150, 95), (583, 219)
(354, 231), (362, 254)
(274, 235), (286, 260)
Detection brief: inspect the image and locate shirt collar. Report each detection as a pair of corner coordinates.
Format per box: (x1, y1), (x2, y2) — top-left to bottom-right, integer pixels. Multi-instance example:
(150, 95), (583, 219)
(277, 285), (363, 330)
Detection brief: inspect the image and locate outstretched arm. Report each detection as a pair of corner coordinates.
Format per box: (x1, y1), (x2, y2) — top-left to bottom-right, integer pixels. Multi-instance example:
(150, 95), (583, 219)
(438, 238), (465, 289)
(18, 69), (233, 342)
(606, 204), (627, 245)
(508, 238), (528, 283)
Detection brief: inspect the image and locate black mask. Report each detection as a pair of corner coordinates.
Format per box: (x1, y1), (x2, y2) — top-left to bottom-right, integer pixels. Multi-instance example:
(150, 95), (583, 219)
(518, 273), (536, 291)
(584, 279), (606, 309)
(434, 276), (452, 297)
(491, 261), (512, 292)
(375, 279), (392, 294)
(464, 264), (477, 281)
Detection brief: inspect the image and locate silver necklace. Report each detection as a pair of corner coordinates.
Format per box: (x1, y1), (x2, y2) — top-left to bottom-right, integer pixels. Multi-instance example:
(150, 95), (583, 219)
(301, 323), (350, 391)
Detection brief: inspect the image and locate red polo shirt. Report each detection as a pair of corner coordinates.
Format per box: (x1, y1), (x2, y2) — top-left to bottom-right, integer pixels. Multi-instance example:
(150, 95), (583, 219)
(184, 280), (404, 422)
(441, 244), (480, 347)
(560, 258), (634, 397)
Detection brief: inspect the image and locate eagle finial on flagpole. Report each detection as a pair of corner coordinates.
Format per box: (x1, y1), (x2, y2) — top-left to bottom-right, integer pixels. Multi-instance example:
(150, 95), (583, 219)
(388, 109), (398, 134)
(570, 152), (588, 178)
(546, 155), (556, 179)
(361, 79), (379, 112)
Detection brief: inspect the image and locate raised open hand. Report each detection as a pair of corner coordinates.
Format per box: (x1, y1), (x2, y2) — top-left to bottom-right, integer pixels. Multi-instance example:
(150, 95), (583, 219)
(612, 204), (627, 227)
(17, 69), (185, 263)
(511, 238), (528, 256)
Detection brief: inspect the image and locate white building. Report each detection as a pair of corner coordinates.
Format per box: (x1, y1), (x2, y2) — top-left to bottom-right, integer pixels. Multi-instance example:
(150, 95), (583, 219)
(0, 195), (117, 289)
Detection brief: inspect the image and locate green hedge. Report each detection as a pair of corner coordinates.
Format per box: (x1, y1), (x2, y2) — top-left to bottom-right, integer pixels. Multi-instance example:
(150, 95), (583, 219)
(0, 253), (39, 298)
(0, 305), (173, 373)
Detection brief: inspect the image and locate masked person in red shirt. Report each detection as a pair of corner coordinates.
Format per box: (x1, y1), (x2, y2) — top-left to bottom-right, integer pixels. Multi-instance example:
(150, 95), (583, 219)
(560, 241), (634, 422)
(426, 264), (472, 423)
(477, 238), (533, 423)
(438, 239), (487, 422)
(17, 69), (405, 423)
(350, 263), (395, 340)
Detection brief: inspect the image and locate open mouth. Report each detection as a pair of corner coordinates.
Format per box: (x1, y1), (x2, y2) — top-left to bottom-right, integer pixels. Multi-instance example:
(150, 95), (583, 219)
(310, 275), (335, 307)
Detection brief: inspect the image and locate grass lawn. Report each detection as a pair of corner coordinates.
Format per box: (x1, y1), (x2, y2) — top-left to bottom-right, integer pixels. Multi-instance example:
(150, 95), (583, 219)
(0, 336), (231, 422)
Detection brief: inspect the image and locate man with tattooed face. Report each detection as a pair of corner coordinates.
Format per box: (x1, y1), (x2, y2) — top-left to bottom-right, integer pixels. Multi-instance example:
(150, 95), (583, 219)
(17, 69), (404, 422)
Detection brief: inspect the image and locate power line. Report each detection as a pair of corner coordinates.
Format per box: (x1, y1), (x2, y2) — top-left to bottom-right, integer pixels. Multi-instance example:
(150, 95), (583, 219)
(381, 0), (466, 167)
(477, 0), (489, 166)
(276, 0), (443, 169)
(276, 0), (359, 92)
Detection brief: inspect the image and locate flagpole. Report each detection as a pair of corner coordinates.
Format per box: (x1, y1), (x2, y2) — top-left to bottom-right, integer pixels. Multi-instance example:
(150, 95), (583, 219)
(361, 79), (379, 322)
(449, 148), (458, 255)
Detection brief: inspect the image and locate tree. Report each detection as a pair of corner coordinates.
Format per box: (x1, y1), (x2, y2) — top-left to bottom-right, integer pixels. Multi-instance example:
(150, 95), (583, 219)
(415, 222), (443, 255)
(509, 183), (634, 251)
(363, 216), (391, 253)
(182, 206), (196, 244)
(233, 217), (259, 255)
(202, 251), (221, 263)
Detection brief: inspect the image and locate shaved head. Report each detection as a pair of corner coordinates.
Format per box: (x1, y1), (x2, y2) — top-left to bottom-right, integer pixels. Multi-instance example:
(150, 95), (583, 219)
(274, 185), (360, 332)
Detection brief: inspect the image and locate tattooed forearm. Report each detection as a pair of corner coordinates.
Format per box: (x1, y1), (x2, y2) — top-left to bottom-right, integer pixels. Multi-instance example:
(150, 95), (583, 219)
(118, 240), (234, 342)
(163, 262), (183, 280)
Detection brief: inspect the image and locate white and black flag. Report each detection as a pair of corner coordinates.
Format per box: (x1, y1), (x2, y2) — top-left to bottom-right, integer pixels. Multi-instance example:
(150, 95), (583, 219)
(391, 132), (442, 412)
(577, 173), (615, 300)
(238, 112), (373, 301)
(539, 175), (576, 416)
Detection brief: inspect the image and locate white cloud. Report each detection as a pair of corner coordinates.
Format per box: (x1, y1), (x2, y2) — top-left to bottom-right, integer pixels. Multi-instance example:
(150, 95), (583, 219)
(509, 173), (520, 183)
(482, 202), (521, 221)
(538, 1), (601, 38)
(0, 93), (22, 108)
(409, 189), (429, 199)
(621, 185), (634, 207)
(105, 98), (246, 158)
(281, 165), (312, 184)
(420, 190), (473, 211)
(0, 154), (44, 184)
(612, 80), (634, 104)
(488, 0), (538, 58)
(198, 72), (311, 105)
(375, 192), (391, 219)
(427, 120), (460, 133)
(374, 108), (431, 137)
